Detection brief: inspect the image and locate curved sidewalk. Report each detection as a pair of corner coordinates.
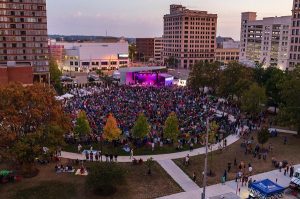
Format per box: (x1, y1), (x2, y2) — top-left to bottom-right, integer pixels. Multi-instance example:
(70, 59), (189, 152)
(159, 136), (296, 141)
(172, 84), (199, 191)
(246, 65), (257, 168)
(60, 134), (239, 163)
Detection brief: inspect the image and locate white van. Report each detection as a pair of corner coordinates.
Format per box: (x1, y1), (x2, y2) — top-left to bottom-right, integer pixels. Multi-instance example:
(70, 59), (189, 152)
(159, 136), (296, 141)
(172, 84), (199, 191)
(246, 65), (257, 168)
(290, 168), (300, 190)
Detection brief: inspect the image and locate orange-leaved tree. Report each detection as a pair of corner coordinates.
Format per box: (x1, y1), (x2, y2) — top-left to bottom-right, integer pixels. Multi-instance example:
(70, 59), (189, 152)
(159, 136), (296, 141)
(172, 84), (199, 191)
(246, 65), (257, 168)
(103, 113), (121, 142)
(0, 83), (71, 175)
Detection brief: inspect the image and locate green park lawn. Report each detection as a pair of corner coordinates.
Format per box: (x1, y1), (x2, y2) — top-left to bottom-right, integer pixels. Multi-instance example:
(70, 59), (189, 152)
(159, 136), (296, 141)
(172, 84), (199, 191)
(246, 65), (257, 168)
(0, 160), (182, 199)
(174, 133), (300, 187)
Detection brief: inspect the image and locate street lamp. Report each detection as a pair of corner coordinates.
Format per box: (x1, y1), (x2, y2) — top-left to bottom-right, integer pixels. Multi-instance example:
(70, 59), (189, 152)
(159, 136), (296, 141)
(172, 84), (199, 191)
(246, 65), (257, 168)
(202, 117), (210, 199)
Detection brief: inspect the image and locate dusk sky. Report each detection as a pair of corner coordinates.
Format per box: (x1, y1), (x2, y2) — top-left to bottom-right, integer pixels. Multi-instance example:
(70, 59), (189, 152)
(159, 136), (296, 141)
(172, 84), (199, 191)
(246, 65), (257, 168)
(47, 0), (293, 40)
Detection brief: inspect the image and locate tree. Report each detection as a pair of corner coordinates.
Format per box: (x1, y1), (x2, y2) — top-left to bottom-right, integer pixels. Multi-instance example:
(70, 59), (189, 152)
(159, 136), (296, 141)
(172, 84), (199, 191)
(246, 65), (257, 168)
(241, 83), (267, 117)
(218, 62), (253, 99)
(128, 44), (136, 62)
(257, 128), (270, 148)
(165, 56), (179, 68)
(278, 67), (300, 135)
(208, 121), (219, 176)
(132, 113), (150, 139)
(49, 59), (63, 94)
(86, 163), (125, 196)
(188, 62), (221, 92)
(145, 157), (155, 175)
(0, 83), (71, 175)
(163, 112), (180, 141)
(262, 67), (286, 109)
(103, 113), (121, 142)
(74, 110), (91, 138)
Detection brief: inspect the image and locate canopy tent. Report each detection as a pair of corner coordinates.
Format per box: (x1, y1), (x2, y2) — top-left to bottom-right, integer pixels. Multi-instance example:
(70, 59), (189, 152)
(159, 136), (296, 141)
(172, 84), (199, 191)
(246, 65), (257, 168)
(249, 179), (284, 198)
(61, 93), (74, 99)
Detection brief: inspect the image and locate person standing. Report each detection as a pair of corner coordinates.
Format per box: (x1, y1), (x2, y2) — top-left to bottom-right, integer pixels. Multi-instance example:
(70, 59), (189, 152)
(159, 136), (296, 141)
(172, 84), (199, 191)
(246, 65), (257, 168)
(192, 172), (197, 182)
(290, 166), (295, 178)
(130, 149), (134, 159)
(152, 142), (155, 152)
(77, 144), (82, 154)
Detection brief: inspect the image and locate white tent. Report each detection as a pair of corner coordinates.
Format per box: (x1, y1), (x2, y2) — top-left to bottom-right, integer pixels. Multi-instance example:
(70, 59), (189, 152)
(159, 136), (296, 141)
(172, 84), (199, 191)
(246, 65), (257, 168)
(61, 93), (74, 99)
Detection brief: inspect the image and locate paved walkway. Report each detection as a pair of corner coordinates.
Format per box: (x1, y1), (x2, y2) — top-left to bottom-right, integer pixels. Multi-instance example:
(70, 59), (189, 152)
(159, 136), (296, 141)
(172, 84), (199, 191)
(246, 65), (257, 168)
(157, 159), (199, 192)
(60, 134), (240, 163)
(158, 164), (300, 199)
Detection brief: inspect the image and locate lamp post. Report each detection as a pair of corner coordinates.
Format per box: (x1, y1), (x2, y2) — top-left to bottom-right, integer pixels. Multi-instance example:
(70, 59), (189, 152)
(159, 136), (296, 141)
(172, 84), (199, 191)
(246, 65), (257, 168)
(202, 117), (210, 199)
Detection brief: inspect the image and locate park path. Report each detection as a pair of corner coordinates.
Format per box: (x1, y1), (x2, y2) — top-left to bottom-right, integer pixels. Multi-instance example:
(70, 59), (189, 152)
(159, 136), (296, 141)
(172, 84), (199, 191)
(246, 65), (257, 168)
(157, 164), (300, 199)
(60, 134), (240, 163)
(157, 159), (199, 192)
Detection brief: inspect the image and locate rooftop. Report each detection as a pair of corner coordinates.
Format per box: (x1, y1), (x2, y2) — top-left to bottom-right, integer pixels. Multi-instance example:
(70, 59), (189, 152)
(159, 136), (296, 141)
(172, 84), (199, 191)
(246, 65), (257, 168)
(118, 66), (166, 73)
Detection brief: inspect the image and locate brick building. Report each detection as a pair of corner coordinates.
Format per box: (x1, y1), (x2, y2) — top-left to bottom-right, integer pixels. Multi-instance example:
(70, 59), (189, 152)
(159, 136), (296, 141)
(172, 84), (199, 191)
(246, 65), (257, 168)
(163, 4), (217, 68)
(0, 0), (49, 83)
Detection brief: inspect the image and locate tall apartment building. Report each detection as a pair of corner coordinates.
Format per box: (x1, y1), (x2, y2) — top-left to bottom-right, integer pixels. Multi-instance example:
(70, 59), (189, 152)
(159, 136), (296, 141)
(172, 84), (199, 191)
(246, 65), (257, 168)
(154, 37), (163, 64)
(163, 4), (217, 69)
(0, 0), (49, 83)
(239, 12), (291, 70)
(289, 0), (300, 67)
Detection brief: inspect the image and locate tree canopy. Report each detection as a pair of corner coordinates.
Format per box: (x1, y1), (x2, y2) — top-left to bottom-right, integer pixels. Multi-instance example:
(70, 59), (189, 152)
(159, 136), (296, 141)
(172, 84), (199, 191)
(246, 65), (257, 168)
(241, 83), (267, 116)
(0, 83), (71, 168)
(103, 113), (121, 142)
(132, 113), (150, 139)
(163, 112), (180, 141)
(49, 59), (63, 94)
(74, 110), (91, 138)
(188, 62), (221, 92)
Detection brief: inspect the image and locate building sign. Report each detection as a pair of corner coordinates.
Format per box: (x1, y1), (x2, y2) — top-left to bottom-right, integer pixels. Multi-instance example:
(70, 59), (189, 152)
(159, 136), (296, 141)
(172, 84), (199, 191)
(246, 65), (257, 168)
(118, 54), (129, 59)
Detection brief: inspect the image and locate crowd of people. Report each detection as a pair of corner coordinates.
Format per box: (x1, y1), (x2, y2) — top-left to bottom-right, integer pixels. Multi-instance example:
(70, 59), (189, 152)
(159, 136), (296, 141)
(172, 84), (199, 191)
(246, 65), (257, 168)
(63, 85), (253, 144)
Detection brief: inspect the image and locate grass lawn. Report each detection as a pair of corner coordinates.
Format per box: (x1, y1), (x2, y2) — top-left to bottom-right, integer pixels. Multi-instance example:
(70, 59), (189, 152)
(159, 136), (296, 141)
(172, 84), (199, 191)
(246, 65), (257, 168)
(0, 159), (182, 199)
(64, 142), (203, 156)
(174, 133), (300, 187)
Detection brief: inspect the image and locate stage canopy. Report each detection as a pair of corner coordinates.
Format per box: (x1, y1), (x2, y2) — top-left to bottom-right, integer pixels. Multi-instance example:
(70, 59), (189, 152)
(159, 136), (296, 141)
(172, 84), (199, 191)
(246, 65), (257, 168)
(249, 179), (284, 198)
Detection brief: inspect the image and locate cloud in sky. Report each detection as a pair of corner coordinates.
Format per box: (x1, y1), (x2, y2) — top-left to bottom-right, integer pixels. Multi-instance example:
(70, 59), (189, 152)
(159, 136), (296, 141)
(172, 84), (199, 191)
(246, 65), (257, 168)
(47, 0), (293, 40)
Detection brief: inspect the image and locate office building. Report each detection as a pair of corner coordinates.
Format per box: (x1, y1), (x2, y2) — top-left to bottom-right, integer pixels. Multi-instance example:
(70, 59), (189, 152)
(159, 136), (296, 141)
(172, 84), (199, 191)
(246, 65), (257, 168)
(215, 37), (240, 64)
(48, 39), (64, 64)
(154, 37), (163, 64)
(58, 39), (129, 72)
(0, 0), (49, 83)
(163, 4), (217, 68)
(239, 12), (291, 70)
(289, 0), (300, 68)
(136, 38), (154, 61)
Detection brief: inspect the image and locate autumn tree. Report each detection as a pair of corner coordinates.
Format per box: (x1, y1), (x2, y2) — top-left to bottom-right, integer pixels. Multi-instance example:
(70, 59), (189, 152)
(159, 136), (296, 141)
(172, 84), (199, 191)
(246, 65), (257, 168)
(132, 113), (150, 139)
(0, 83), (71, 175)
(74, 110), (91, 138)
(103, 113), (121, 142)
(163, 112), (180, 142)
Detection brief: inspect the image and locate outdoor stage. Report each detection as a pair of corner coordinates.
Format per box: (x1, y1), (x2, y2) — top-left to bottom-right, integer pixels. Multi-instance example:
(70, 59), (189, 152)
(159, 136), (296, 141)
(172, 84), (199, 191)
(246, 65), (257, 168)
(118, 66), (174, 87)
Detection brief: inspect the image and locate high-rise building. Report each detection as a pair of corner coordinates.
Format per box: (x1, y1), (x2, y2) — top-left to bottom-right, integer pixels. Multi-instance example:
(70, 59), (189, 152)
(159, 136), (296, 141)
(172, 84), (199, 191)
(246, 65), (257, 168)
(239, 12), (291, 70)
(0, 0), (49, 83)
(289, 0), (300, 68)
(154, 37), (163, 64)
(136, 38), (154, 62)
(163, 4), (217, 69)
